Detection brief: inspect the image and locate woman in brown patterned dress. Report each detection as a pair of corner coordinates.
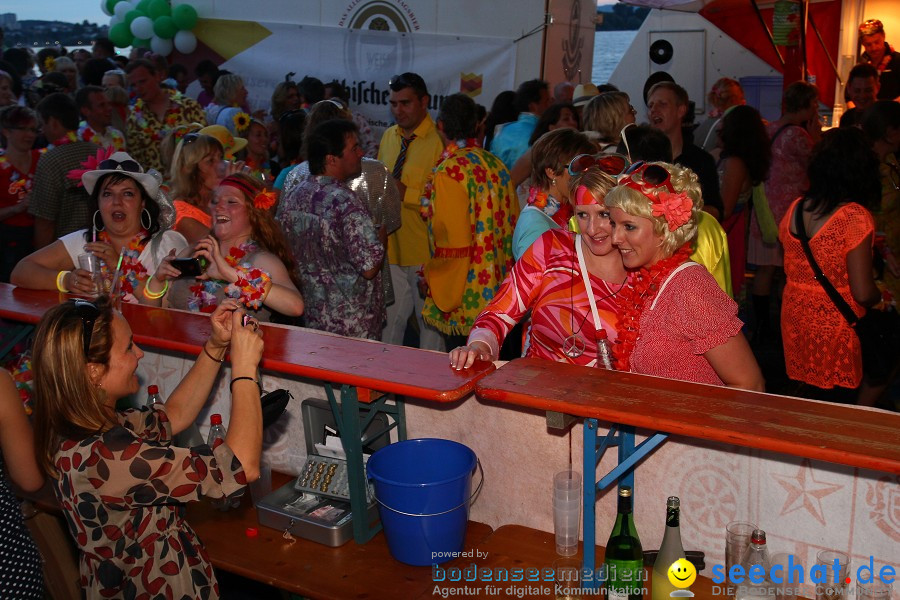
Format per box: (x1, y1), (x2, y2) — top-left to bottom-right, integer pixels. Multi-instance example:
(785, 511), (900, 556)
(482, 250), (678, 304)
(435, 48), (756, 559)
(31, 296), (263, 599)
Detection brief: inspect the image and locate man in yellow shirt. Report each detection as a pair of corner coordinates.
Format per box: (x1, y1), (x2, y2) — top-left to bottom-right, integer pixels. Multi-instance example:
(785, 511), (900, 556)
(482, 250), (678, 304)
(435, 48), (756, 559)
(377, 72), (446, 350)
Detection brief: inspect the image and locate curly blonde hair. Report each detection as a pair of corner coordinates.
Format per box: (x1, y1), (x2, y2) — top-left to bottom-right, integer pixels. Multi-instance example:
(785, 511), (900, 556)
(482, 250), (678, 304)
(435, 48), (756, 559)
(604, 162), (702, 257)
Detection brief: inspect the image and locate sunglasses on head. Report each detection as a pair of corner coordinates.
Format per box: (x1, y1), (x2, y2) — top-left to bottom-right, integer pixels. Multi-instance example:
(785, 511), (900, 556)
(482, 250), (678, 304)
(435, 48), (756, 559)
(98, 158), (142, 173)
(618, 161), (677, 196)
(71, 299), (100, 357)
(278, 108), (306, 123)
(567, 153), (630, 177)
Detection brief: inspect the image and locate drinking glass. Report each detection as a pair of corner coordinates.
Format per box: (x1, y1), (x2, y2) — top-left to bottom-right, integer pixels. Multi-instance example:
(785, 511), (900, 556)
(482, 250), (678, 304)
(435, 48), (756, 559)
(77, 253), (103, 297)
(725, 521), (756, 597)
(815, 550), (850, 600)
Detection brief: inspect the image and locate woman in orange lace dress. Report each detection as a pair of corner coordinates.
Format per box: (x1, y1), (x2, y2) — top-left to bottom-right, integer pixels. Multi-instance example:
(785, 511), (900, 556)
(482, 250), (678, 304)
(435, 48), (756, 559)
(779, 128), (882, 402)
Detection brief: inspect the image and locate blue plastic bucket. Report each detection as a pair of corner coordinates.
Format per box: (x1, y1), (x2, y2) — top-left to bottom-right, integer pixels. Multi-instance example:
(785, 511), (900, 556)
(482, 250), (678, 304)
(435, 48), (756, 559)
(367, 438), (478, 566)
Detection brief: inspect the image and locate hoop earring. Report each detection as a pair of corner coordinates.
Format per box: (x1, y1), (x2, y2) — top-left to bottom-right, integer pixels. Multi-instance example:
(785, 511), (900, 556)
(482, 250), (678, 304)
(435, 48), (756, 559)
(92, 210), (105, 232)
(141, 208), (152, 230)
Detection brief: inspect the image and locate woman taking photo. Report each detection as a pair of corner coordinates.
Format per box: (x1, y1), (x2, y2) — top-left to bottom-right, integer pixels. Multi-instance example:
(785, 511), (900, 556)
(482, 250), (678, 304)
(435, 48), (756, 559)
(450, 165), (627, 369)
(0, 106), (41, 282)
(11, 152), (187, 299)
(605, 161), (763, 390)
(152, 173), (304, 322)
(511, 128), (596, 259)
(33, 298), (263, 598)
(780, 128), (882, 402)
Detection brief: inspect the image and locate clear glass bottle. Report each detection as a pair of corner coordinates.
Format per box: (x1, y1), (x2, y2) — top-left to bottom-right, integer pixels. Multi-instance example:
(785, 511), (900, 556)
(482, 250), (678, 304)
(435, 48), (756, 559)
(207, 414), (238, 510)
(604, 486), (645, 600)
(146, 385), (161, 408)
(597, 330), (613, 369)
(652, 496), (687, 600)
(735, 529), (775, 600)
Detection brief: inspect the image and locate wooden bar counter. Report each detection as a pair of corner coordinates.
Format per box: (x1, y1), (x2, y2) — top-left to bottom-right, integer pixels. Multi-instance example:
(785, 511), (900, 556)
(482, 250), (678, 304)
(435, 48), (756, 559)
(187, 472), (493, 598)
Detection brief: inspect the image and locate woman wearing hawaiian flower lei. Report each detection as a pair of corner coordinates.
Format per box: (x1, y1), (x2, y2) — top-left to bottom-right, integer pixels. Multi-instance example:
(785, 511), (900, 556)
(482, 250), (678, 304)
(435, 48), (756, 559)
(11, 152), (187, 300)
(450, 164), (627, 369)
(151, 172), (304, 323)
(605, 161), (764, 390)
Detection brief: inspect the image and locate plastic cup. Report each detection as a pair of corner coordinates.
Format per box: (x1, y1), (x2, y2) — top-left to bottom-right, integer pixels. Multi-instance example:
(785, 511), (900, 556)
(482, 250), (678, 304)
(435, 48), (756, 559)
(725, 521), (756, 597)
(77, 253), (103, 296)
(815, 550), (850, 600)
(857, 579), (892, 600)
(553, 470), (581, 556)
(554, 556), (583, 599)
(248, 464), (272, 507)
(770, 552), (801, 600)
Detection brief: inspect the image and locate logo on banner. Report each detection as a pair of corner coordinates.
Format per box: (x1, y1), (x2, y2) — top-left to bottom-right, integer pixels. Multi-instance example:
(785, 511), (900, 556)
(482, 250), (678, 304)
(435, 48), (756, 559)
(562, 0), (584, 81)
(460, 73), (483, 98)
(338, 0), (420, 32)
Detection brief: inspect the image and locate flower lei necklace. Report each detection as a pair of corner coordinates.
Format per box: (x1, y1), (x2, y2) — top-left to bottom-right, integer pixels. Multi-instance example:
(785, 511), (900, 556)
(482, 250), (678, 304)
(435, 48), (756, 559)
(612, 243), (693, 370)
(132, 90), (186, 143)
(419, 138), (481, 219)
(98, 230), (149, 296)
(0, 149), (43, 200)
(527, 186), (572, 228)
(188, 240), (269, 312)
(46, 131), (78, 151)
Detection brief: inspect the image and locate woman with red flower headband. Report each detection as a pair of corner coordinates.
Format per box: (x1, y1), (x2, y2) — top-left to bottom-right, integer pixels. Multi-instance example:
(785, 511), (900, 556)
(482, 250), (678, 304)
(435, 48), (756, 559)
(450, 166), (627, 369)
(605, 161), (763, 390)
(149, 173), (304, 322)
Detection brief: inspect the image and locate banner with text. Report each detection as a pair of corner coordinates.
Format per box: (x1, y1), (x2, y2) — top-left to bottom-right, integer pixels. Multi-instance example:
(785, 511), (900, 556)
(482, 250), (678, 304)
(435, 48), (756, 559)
(219, 22), (517, 138)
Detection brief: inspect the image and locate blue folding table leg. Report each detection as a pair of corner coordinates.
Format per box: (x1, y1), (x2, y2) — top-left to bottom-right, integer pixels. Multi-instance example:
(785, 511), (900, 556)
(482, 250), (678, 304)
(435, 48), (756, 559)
(582, 419), (668, 589)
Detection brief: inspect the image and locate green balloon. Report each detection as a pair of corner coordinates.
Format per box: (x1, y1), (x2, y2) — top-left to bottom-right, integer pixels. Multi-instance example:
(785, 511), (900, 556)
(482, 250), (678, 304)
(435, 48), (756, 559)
(136, 0), (153, 14)
(147, 0), (170, 19)
(133, 37), (151, 48)
(153, 15), (177, 39)
(108, 22), (134, 48)
(171, 4), (198, 30)
(124, 10), (145, 27)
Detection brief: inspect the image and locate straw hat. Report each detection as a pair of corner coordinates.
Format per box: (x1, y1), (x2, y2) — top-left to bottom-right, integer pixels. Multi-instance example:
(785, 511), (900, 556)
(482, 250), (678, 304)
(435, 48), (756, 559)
(81, 152), (160, 198)
(199, 124), (247, 157)
(573, 83), (600, 108)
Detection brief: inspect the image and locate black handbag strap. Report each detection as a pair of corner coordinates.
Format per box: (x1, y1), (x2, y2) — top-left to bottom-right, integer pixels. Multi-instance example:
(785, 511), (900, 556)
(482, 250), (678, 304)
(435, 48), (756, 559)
(792, 199), (860, 326)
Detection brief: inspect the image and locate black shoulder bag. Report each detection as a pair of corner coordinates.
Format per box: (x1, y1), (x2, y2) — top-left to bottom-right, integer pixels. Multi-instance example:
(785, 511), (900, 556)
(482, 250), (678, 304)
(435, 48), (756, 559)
(793, 199), (900, 383)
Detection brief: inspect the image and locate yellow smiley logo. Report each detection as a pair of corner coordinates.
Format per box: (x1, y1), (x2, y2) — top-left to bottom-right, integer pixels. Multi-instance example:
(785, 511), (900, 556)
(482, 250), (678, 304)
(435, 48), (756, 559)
(667, 558), (697, 589)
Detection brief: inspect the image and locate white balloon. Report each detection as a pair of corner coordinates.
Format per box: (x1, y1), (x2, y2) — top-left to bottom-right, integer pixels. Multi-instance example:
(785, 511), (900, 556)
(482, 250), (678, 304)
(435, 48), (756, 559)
(109, 15), (122, 27)
(130, 16), (154, 40)
(173, 30), (197, 54)
(113, 1), (130, 18)
(150, 35), (173, 56)
(101, 0), (113, 16)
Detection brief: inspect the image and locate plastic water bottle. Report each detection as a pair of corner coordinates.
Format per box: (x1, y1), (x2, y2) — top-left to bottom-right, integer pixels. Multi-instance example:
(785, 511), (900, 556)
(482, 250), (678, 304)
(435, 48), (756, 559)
(735, 529), (775, 600)
(146, 385), (162, 408)
(207, 414), (239, 510)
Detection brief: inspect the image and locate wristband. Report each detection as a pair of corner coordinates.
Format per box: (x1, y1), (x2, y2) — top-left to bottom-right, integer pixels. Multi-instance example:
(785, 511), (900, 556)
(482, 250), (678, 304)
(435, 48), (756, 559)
(230, 376), (260, 392)
(202, 342), (226, 363)
(56, 270), (71, 293)
(142, 275), (169, 300)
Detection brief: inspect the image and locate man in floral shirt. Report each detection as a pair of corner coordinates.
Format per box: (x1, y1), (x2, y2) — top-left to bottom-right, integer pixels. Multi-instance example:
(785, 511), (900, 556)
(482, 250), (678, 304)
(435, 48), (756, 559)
(422, 93), (518, 346)
(277, 120), (385, 339)
(125, 58), (206, 172)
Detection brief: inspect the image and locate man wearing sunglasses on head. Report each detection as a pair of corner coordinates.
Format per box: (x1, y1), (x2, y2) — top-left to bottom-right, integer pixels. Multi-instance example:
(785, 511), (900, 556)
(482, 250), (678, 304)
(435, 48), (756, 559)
(858, 19), (900, 101)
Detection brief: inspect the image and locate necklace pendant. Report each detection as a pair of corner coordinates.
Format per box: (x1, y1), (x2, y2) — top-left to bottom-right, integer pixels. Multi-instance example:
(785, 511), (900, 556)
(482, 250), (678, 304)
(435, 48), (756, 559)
(562, 334), (586, 359)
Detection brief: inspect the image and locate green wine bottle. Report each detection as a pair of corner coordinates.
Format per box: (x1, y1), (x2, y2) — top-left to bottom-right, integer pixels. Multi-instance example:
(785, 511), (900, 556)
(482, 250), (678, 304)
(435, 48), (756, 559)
(604, 487), (645, 600)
